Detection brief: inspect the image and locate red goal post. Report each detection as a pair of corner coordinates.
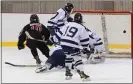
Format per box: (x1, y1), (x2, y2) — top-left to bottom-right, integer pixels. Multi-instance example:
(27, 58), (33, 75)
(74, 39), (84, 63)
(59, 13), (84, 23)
(73, 10), (133, 58)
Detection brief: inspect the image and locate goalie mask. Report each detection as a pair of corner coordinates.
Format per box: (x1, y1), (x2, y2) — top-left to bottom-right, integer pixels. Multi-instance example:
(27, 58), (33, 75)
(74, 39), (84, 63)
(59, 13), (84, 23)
(30, 14), (39, 23)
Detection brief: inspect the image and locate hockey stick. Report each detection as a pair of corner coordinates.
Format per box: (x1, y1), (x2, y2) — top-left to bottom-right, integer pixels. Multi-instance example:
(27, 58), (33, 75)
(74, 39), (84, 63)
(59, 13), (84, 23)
(5, 62), (37, 67)
(25, 31), (46, 43)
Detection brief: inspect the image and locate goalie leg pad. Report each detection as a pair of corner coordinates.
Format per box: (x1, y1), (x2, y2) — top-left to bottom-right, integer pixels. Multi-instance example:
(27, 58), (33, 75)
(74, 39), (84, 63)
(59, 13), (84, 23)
(88, 54), (106, 64)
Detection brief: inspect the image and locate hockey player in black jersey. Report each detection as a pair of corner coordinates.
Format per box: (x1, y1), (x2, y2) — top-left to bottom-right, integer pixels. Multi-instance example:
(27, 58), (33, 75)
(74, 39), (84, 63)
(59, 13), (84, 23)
(47, 3), (74, 36)
(17, 14), (50, 66)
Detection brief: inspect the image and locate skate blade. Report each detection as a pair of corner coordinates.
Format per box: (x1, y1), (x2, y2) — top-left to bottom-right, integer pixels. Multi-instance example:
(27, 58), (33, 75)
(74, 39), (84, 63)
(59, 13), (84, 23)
(82, 77), (91, 81)
(65, 76), (72, 80)
(35, 67), (47, 73)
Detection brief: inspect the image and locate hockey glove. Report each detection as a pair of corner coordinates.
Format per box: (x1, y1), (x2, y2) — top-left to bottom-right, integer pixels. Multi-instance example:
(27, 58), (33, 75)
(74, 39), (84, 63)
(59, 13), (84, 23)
(67, 17), (73, 22)
(17, 44), (25, 50)
(45, 37), (54, 46)
(94, 44), (104, 54)
(82, 48), (90, 54)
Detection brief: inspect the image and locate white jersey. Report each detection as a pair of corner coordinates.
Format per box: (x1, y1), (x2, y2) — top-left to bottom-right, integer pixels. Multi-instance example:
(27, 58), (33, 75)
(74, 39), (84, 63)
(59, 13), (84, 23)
(55, 22), (90, 49)
(87, 29), (102, 47)
(47, 8), (69, 28)
(86, 29), (104, 53)
(49, 45), (62, 56)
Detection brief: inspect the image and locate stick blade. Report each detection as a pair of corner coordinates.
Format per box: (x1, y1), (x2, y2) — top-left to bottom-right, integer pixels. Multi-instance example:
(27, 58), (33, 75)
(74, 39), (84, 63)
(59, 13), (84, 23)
(5, 62), (16, 66)
(5, 62), (37, 67)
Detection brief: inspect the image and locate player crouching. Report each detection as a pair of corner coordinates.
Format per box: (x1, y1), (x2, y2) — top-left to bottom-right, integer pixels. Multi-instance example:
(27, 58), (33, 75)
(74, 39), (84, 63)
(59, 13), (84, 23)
(83, 29), (107, 64)
(35, 44), (66, 73)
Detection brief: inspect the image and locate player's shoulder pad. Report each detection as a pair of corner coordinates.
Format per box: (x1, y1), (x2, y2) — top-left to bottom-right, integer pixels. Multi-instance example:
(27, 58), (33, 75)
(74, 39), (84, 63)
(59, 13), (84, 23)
(58, 8), (68, 17)
(62, 8), (68, 15)
(57, 8), (64, 13)
(39, 23), (43, 26)
(26, 23), (30, 26)
(24, 24), (30, 29)
(81, 24), (91, 32)
(39, 23), (47, 27)
(79, 24), (88, 30)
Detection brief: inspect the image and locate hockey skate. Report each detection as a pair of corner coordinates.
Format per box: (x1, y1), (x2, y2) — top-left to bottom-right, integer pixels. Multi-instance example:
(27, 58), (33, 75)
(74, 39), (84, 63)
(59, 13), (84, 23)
(77, 70), (91, 81)
(35, 56), (42, 67)
(65, 66), (73, 80)
(35, 65), (48, 73)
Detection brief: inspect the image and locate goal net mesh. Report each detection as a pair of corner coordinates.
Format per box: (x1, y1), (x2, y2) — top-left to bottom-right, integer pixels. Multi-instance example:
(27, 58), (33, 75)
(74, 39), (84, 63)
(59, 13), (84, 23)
(73, 10), (132, 58)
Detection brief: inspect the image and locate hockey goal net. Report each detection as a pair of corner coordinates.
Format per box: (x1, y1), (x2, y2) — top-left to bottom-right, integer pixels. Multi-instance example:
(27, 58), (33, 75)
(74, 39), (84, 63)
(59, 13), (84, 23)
(73, 10), (133, 58)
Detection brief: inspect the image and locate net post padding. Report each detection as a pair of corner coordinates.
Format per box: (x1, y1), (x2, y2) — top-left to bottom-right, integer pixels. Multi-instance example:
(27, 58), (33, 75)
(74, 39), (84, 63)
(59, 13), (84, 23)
(73, 10), (132, 58)
(131, 11), (133, 58)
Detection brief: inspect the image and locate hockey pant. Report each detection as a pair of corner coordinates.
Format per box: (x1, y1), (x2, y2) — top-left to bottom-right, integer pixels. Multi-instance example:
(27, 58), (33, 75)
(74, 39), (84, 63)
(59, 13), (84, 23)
(45, 49), (66, 70)
(62, 46), (84, 71)
(26, 39), (50, 59)
(47, 26), (60, 44)
(47, 26), (60, 36)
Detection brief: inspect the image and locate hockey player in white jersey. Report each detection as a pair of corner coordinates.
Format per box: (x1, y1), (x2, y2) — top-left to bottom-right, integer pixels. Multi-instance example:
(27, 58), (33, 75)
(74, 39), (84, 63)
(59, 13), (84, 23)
(47, 3), (74, 36)
(85, 29), (106, 64)
(35, 44), (66, 73)
(54, 13), (91, 81)
(35, 34), (106, 73)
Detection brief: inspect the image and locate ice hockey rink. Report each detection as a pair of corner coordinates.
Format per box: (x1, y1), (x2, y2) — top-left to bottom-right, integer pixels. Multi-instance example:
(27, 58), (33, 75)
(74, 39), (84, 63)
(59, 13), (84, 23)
(2, 47), (132, 83)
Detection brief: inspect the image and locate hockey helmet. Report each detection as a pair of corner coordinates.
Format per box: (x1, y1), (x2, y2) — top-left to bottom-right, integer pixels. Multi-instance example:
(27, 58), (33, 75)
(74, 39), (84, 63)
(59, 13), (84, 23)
(64, 3), (74, 14)
(30, 14), (39, 23)
(74, 13), (83, 24)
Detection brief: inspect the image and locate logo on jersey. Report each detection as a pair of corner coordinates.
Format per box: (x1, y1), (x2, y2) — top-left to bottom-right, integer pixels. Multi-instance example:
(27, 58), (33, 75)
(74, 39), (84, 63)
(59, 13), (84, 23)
(30, 23), (42, 32)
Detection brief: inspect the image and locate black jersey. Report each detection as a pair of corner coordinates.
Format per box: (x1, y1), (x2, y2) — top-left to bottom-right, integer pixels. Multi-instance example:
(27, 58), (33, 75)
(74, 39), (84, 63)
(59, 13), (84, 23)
(18, 23), (50, 45)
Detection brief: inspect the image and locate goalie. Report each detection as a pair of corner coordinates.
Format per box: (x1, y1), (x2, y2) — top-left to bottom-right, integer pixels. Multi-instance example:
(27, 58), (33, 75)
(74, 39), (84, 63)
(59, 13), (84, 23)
(84, 28), (106, 64)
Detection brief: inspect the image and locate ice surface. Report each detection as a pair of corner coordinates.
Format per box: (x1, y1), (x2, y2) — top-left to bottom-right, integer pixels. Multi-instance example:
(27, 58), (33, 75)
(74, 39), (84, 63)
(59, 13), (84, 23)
(2, 47), (132, 83)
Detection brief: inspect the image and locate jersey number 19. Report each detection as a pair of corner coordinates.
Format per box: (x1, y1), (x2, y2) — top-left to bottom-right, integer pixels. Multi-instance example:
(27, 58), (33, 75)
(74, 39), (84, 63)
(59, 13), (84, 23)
(63, 26), (78, 37)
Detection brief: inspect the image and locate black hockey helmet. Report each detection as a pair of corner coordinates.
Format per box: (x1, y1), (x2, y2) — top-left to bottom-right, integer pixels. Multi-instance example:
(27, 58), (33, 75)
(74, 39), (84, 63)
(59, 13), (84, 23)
(64, 3), (74, 14)
(30, 14), (39, 23)
(74, 13), (83, 24)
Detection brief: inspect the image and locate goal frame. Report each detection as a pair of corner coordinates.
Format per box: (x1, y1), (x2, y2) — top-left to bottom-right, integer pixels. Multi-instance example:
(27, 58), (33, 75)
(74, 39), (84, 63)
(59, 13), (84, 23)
(74, 10), (133, 58)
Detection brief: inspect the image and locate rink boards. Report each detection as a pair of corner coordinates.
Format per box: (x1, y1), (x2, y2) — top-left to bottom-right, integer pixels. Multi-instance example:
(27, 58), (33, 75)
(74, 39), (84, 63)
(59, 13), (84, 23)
(1, 13), (131, 54)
